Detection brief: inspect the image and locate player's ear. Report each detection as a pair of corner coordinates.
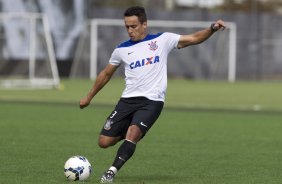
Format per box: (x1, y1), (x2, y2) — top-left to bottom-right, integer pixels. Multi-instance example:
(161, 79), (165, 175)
(142, 21), (147, 29)
(142, 21), (147, 27)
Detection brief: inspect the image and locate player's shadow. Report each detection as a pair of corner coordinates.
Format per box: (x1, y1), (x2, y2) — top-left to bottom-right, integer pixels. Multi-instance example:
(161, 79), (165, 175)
(117, 174), (187, 183)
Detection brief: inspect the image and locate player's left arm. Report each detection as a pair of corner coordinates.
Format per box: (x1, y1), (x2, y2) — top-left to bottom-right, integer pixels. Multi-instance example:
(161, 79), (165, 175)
(177, 19), (226, 49)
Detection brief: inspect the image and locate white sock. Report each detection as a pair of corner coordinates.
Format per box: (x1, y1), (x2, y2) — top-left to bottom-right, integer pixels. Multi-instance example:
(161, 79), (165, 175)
(109, 166), (118, 174)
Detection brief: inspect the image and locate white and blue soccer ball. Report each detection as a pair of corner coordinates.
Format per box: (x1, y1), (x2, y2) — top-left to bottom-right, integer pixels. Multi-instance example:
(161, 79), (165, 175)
(64, 156), (92, 181)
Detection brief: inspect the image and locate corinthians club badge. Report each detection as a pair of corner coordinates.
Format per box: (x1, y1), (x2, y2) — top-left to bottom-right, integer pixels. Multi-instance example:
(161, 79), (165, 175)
(148, 41), (158, 51)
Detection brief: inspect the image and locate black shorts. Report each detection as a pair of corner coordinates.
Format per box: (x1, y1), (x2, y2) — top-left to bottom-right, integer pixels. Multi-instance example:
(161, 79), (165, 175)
(100, 97), (164, 139)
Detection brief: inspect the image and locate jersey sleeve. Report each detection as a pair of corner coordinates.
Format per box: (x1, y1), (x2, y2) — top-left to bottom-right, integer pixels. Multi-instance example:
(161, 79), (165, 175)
(164, 32), (181, 51)
(109, 48), (121, 66)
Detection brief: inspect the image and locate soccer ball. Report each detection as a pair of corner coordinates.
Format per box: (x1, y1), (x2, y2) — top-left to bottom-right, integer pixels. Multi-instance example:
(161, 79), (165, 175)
(64, 156), (92, 181)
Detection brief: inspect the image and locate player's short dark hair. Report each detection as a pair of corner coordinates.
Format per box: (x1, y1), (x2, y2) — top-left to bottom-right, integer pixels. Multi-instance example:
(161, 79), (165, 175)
(124, 6), (147, 23)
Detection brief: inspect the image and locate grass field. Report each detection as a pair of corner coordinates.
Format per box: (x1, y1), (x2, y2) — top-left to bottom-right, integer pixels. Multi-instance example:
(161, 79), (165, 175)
(1, 79), (282, 184)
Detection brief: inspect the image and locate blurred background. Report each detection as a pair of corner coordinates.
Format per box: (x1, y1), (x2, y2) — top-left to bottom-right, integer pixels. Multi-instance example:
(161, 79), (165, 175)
(0, 0), (282, 89)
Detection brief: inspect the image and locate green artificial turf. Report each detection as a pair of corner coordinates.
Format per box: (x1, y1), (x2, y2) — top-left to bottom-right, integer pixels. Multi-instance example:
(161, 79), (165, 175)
(1, 79), (282, 183)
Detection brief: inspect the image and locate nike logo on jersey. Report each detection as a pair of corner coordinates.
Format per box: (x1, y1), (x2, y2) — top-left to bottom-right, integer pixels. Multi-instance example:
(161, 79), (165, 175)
(129, 55), (160, 69)
(128, 51), (134, 55)
(140, 122), (148, 128)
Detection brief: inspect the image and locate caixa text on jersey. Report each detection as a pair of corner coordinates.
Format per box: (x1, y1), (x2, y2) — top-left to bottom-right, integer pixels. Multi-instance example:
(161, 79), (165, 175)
(129, 56), (160, 69)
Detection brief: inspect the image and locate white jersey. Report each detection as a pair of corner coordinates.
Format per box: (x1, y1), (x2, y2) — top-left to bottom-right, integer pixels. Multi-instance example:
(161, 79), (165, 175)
(109, 32), (180, 102)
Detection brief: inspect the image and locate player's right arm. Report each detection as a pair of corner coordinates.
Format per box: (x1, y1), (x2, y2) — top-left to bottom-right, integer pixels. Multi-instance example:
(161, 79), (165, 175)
(79, 64), (118, 109)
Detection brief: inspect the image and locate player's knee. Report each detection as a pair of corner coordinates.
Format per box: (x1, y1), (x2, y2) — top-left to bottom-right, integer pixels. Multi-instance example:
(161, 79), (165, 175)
(98, 141), (109, 148)
(98, 135), (119, 148)
(126, 125), (143, 142)
(98, 138), (110, 148)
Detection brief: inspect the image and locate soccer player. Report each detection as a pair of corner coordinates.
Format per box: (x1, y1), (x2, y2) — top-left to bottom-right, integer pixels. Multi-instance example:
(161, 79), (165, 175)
(79, 6), (225, 183)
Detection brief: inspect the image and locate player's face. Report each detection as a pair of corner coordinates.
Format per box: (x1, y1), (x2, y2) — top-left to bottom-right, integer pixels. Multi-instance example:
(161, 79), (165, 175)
(124, 16), (147, 41)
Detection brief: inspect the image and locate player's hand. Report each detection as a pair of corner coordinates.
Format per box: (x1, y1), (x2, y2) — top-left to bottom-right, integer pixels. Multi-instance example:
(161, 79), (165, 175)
(211, 19), (226, 31)
(79, 96), (91, 109)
